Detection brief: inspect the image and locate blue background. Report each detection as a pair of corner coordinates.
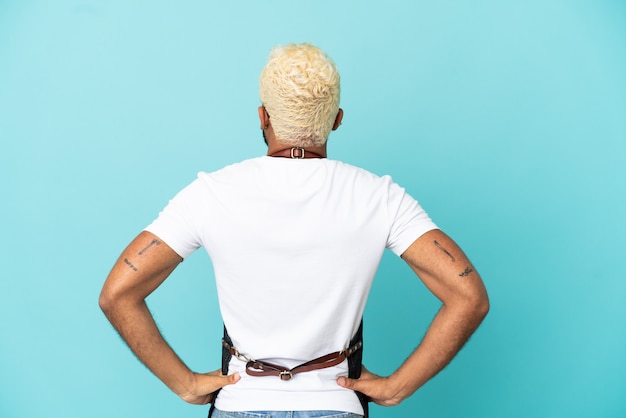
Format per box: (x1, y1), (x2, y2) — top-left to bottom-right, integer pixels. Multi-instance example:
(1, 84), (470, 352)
(1, 1), (625, 417)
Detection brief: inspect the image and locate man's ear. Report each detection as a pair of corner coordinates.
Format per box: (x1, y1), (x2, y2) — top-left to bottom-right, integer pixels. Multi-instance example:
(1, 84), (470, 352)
(332, 108), (344, 131)
(258, 106), (270, 129)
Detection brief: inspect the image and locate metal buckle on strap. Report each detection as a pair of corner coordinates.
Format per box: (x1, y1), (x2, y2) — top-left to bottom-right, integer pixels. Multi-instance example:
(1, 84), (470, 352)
(223, 339), (255, 363)
(290, 147), (305, 159)
(279, 370), (293, 381)
(343, 340), (363, 357)
(226, 338), (363, 381)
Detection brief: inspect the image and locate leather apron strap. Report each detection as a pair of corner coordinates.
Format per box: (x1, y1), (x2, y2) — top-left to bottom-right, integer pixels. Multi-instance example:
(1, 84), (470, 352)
(208, 321), (368, 417)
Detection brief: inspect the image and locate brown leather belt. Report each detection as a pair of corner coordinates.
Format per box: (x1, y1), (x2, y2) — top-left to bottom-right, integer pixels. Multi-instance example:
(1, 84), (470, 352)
(222, 340), (363, 381)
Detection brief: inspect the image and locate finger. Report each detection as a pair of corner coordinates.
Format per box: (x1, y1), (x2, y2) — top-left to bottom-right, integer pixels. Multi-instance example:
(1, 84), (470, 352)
(203, 373), (240, 404)
(207, 372), (241, 390)
(201, 370), (241, 386)
(191, 372), (238, 400)
(337, 376), (362, 391)
(337, 366), (378, 389)
(338, 375), (385, 402)
(223, 372), (241, 386)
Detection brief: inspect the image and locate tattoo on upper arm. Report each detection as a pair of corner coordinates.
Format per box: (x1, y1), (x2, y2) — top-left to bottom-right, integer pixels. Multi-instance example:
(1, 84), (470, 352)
(123, 258), (138, 272)
(434, 240), (456, 262)
(139, 239), (161, 255)
(459, 267), (474, 277)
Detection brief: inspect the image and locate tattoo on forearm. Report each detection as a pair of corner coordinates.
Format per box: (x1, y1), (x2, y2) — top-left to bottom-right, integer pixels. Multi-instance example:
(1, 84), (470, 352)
(434, 240), (456, 262)
(459, 267), (474, 277)
(139, 239), (161, 255)
(123, 258), (138, 272)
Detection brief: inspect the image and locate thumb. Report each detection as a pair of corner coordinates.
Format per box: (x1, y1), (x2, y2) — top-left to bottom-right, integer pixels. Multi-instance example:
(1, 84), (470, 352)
(337, 376), (361, 391)
(215, 372), (241, 388)
(224, 372), (241, 386)
(198, 371), (241, 392)
(180, 372), (241, 405)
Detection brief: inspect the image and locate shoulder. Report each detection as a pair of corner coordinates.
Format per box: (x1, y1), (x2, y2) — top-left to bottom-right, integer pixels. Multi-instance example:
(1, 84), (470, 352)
(325, 160), (405, 199)
(198, 157), (266, 178)
(192, 158), (272, 189)
(326, 159), (394, 182)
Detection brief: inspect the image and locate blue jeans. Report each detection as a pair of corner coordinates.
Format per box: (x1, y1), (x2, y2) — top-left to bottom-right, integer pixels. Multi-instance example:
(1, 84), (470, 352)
(211, 409), (363, 418)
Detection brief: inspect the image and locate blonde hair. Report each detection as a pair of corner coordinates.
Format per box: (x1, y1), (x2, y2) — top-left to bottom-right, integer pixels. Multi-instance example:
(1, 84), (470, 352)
(259, 43), (341, 147)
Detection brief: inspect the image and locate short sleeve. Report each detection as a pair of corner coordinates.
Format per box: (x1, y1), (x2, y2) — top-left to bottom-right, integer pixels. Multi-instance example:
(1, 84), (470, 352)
(385, 180), (438, 256)
(144, 177), (206, 259)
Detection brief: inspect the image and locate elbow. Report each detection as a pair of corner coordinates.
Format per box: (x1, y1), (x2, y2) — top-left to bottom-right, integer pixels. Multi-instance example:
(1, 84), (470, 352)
(99, 281), (145, 319)
(98, 287), (115, 316)
(98, 283), (126, 317)
(456, 288), (489, 325)
(470, 290), (490, 324)
(476, 295), (490, 321)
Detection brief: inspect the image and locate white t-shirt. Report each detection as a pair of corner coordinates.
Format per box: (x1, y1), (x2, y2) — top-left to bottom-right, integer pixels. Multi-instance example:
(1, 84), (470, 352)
(145, 156), (437, 414)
